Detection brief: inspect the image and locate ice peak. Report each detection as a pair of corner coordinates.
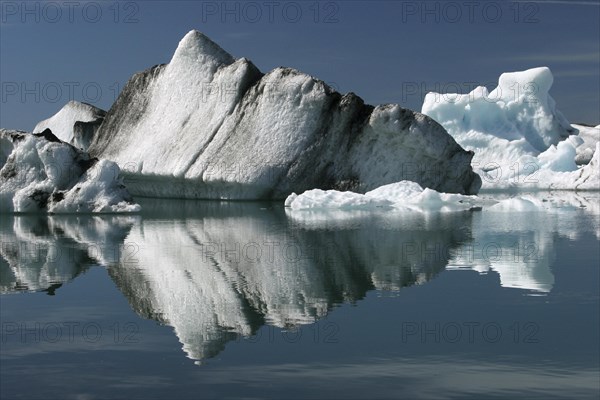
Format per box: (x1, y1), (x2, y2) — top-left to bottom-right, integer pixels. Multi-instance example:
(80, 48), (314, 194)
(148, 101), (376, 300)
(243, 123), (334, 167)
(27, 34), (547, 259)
(495, 66), (553, 102)
(171, 30), (235, 67)
(33, 101), (106, 144)
(62, 100), (104, 113)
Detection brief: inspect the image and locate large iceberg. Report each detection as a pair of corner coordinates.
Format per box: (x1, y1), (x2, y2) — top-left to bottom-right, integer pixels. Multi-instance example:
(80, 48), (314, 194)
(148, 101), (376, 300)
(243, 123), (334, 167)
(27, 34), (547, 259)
(87, 30), (480, 198)
(0, 128), (140, 213)
(421, 67), (599, 190)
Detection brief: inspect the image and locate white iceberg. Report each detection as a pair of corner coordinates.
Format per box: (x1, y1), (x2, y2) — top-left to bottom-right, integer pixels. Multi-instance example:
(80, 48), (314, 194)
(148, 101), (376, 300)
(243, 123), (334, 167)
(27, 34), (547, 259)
(0, 129), (140, 213)
(421, 67), (599, 190)
(87, 30), (480, 199)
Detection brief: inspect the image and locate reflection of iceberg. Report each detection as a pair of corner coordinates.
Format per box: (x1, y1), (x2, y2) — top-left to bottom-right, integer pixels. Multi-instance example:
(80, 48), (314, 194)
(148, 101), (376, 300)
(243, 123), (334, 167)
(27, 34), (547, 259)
(447, 192), (600, 293)
(109, 200), (473, 362)
(4, 194), (597, 361)
(447, 227), (556, 293)
(108, 221), (257, 361)
(0, 215), (135, 294)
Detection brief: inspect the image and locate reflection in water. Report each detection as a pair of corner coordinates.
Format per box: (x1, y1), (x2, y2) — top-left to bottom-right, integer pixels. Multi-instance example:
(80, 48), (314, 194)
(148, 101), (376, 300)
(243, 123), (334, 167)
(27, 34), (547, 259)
(1, 192), (598, 362)
(0, 215), (136, 294)
(446, 193), (600, 293)
(109, 201), (474, 361)
(447, 211), (558, 293)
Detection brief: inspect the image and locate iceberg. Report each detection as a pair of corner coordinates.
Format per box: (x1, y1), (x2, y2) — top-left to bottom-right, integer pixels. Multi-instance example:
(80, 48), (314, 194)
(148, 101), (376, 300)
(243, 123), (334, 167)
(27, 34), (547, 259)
(33, 100), (106, 150)
(0, 128), (140, 213)
(421, 67), (599, 190)
(87, 30), (480, 199)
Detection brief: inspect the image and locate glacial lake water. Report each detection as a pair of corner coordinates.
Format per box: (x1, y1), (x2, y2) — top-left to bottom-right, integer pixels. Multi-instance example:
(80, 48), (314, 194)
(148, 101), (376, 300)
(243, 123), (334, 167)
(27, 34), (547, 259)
(1, 194), (599, 399)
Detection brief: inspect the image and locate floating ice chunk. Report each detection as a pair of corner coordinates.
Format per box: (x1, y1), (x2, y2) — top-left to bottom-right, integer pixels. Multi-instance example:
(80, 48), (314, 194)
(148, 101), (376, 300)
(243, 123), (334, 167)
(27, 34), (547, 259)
(495, 141), (599, 191)
(573, 142), (600, 190)
(487, 197), (541, 212)
(286, 181), (481, 211)
(365, 180), (424, 200)
(0, 129), (140, 213)
(483, 191), (600, 214)
(49, 159), (141, 213)
(285, 189), (392, 210)
(283, 192), (298, 207)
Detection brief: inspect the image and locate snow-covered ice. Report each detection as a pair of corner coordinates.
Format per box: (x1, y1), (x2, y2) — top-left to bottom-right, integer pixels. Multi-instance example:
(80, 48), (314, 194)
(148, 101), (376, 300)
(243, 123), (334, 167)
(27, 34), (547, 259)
(33, 101), (106, 149)
(0, 129), (140, 213)
(422, 67), (599, 190)
(88, 30), (480, 199)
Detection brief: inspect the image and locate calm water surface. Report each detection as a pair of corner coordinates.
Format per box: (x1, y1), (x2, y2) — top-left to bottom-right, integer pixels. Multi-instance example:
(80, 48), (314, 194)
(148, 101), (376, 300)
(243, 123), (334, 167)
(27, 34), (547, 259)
(1, 194), (599, 399)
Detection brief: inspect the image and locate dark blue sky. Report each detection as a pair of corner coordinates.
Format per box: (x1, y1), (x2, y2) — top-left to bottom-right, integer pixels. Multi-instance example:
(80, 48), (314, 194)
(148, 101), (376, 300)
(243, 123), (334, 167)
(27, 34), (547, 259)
(1, 0), (599, 131)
